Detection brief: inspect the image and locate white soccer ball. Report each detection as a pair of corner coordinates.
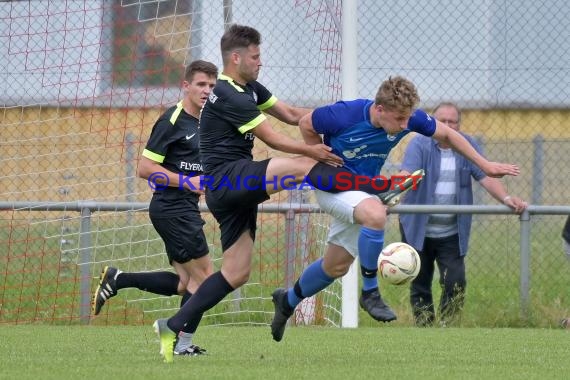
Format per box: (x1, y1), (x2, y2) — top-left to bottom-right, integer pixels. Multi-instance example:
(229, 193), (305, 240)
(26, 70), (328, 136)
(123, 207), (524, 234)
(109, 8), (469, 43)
(377, 242), (421, 285)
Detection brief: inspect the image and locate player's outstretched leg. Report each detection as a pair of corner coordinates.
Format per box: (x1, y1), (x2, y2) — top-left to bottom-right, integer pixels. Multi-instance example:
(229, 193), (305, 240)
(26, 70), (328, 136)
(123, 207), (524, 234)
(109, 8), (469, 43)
(92, 266), (122, 315)
(378, 169), (425, 207)
(359, 289), (397, 322)
(153, 319), (177, 363)
(270, 288), (294, 342)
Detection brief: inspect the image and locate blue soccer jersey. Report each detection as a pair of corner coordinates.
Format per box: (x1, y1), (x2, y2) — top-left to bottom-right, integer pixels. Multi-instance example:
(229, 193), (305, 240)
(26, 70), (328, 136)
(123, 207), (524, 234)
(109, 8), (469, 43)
(311, 99), (436, 177)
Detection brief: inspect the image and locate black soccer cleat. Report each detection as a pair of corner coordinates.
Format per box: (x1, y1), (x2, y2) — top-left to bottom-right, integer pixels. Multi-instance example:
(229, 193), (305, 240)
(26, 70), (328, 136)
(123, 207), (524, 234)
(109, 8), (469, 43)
(174, 344), (208, 356)
(359, 289), (397, 322)
(92, 266), (121, 315)
(270, 288), (294, 342)
(378, 169), (425, 207)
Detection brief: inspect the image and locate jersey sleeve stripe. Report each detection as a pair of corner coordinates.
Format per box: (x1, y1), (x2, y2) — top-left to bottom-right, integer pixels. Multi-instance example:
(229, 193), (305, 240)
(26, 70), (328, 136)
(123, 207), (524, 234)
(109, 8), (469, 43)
(218, 73), (244, 92)
(257, 95), (277, 111)
(169, 101), (184, 125)
(238, 114), (266, 133)
(142, 149), (165, 163)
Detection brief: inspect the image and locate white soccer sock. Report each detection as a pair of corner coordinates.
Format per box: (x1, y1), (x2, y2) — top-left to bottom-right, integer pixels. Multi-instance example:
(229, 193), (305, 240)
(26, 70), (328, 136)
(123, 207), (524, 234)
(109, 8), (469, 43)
(174, 331), (193, 352)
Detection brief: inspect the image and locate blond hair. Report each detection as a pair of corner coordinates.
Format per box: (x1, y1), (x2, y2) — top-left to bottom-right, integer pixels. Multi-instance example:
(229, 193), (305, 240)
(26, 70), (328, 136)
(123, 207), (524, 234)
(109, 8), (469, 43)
(375, 76), (420, 112)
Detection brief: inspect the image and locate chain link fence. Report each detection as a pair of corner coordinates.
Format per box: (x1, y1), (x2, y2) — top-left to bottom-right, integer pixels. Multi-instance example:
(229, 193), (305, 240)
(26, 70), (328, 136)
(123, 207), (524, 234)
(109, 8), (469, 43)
(0, 0), (568, 327)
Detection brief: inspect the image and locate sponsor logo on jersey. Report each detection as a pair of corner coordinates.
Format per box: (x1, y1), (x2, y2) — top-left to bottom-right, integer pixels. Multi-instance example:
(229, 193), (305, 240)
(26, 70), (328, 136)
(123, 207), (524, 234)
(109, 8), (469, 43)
(343, 145), (368, 159)
(180, 162), (203, 171)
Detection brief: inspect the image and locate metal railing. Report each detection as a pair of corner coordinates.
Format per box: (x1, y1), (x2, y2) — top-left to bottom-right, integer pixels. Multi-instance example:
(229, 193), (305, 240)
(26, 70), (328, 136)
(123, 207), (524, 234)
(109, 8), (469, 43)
(1, 201), (568, 324)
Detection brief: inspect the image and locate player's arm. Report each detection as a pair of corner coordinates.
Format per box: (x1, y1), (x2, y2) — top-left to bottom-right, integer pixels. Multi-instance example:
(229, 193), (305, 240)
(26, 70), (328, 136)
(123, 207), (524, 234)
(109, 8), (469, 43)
(137, 155), (204, 194)
(252, 120), (342, 167)
(264, 100), (312, 126)
(298, 111), (324, 145)
(299, 101), (357, 146)
(431, 121), (520, 178)
(250, 81), (310, 125)
(478, 176), (527, 213)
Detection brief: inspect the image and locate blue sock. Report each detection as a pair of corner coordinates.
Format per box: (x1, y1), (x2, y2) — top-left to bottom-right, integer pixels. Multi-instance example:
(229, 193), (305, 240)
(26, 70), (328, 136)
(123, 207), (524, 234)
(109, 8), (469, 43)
(287, 258), (334, 308)
(358, 227), (384, 292)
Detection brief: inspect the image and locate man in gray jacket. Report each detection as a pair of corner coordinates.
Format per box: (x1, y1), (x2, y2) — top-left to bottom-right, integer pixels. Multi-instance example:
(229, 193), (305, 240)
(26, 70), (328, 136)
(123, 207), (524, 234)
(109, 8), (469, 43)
(399, 102), (527, 326)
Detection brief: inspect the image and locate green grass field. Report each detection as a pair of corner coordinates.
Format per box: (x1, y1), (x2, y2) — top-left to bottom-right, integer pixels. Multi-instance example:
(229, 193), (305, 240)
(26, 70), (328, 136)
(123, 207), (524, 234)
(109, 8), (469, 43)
(1, 214), (569, 379)
(1, 325), (569, 380)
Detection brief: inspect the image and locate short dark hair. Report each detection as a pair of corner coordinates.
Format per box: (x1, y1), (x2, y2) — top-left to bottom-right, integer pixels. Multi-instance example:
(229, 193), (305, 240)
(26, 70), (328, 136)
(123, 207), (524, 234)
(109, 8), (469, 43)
(184, 60), (218, 82)
(220, 24), (261, 64)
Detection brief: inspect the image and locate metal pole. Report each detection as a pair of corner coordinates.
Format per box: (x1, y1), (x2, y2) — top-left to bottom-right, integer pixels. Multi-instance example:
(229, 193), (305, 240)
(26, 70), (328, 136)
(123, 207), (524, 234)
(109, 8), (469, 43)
(519, 209), (531, 319)
(285, 192), (299, 289)
(340, 0), (359, 328)
(125, 132), (135, 225)
(283, 194), (298, 328)
(189, 0), (203, 61)
(79, 207), (93, 324)
(532, 135), (544, 205)
(223, 0), (232, 30)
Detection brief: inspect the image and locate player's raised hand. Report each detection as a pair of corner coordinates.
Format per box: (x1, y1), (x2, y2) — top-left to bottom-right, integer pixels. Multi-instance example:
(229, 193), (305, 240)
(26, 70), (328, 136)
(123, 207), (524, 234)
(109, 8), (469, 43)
(483, 162), (521, 178)
(306, 144), (344, 167)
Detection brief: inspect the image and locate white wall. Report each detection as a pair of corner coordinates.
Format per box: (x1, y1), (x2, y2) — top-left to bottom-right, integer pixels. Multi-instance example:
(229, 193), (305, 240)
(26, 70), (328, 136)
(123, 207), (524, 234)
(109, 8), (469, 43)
(2, 0), (568, 108)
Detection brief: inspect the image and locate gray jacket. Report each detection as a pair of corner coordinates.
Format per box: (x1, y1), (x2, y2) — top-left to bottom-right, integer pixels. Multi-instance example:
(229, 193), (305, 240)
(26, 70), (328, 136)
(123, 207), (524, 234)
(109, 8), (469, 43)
(399, 133), (485, 256)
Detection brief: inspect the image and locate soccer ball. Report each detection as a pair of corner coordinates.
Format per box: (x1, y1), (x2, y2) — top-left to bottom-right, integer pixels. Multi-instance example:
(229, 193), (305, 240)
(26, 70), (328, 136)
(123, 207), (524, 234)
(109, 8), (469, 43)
(377, 242), (421, 285)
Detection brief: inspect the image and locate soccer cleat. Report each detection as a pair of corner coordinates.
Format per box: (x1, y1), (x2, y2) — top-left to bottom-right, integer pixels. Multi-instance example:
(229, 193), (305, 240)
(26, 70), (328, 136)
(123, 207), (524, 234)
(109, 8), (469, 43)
(561, 318), (569, 329)
(270, 288), (294, 342)
(153, 319), (176, 363)
(378, 169), (425, 207)
(174, 344), (208, 356)
(359, 289), (397, 322)
(91, 266), (122, 315)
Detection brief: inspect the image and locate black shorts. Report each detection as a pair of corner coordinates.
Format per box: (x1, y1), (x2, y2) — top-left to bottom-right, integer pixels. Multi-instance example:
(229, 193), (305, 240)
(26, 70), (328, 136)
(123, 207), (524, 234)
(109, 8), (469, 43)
(205, 159), (271, 251)
(149, 213), (209, 264)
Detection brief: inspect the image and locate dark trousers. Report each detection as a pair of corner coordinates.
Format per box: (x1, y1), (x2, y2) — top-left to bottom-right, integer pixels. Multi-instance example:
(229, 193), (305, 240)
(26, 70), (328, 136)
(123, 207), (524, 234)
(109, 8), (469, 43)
(400, 225), (466, 326)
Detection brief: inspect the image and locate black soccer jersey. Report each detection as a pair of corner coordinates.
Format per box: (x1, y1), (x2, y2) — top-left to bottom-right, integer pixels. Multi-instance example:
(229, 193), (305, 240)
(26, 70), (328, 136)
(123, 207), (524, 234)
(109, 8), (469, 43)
(143, 100), (202, 216)
(199, 74), (277, 174)
(143, 100), (203, 176)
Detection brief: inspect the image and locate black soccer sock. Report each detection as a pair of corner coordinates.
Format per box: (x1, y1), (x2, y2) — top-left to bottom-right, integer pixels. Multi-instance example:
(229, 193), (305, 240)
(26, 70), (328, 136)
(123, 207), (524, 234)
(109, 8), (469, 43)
(180, 291), (193, 334)
(115, 271), (179, 296)
(167, 271), (234, 333)
(180, 291), (192, 307)
(306, 162), (390, 194)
